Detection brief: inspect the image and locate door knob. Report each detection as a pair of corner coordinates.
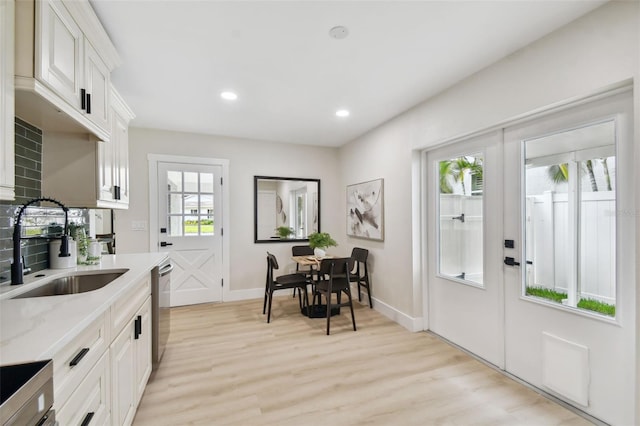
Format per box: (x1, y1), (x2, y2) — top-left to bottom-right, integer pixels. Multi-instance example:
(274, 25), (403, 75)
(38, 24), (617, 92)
(504, 257), (520, 266)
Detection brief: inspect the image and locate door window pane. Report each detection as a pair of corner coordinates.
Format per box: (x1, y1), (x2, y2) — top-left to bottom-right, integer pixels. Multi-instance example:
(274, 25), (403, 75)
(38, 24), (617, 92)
(523, 121), (616, 317)
(168, 215), (183, 237)
(200, 173), (214, 193)
(437, 154), (484, 285)
(184, 172), (198, 192)
(167, 171), (182, 191)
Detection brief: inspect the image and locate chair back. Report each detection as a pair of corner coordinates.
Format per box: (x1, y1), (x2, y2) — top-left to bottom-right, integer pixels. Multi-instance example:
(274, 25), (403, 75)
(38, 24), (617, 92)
(319, 257), (354, 281)
(351, 247), (368, 263)
(292, 245), (314, 256)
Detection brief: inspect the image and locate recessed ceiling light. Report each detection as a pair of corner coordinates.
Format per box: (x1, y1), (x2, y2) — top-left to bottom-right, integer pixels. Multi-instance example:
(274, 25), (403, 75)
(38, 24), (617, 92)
(329, 26), (349, 40)
(335, 109), (350, 118)
(220, 91), (238, 101)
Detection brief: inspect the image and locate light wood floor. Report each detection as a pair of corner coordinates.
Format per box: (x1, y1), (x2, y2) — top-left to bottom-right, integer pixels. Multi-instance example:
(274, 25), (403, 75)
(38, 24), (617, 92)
(133, 297), (592, 426)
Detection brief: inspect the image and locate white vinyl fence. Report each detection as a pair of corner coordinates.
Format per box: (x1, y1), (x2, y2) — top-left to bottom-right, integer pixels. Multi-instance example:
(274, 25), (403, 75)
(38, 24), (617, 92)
(526, 190), (616, 303)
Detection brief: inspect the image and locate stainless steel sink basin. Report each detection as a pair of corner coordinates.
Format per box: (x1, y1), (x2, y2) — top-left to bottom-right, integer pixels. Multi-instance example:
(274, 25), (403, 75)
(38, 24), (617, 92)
(11, 270), (128, 299)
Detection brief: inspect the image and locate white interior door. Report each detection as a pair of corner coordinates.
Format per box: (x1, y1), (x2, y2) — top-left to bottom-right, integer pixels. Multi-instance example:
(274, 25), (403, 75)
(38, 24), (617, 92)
(502, 89), (635, 425)
(157, 161), (223, 306)
(426, 131), (504, 367)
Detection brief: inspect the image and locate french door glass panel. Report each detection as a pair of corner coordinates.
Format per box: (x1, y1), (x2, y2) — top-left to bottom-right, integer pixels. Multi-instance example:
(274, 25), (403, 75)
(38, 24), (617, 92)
(438, 154), (484, 285)
(523, 120), (616, 317)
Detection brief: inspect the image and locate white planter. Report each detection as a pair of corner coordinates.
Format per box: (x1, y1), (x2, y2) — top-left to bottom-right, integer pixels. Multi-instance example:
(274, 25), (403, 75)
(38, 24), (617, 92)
(314, 248), (326, 258)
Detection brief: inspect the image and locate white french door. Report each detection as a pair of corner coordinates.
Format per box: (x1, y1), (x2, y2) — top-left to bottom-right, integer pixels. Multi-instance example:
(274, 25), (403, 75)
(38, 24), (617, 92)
(156, 161), (223, 307)
(426, 131), (505, 368)
(502, 89), (635, 425)
(426, 87), (635, 425)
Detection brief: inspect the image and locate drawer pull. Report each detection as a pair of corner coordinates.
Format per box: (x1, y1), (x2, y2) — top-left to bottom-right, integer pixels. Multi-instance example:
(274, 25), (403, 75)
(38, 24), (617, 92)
(81, 88), (86, 110)
(134, 315), (142, 340)
(80, 412), (94, 426)
(69, 347), (90, 367)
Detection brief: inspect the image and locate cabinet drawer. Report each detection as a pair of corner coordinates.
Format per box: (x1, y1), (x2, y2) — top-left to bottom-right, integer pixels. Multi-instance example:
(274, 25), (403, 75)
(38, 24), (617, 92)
(111, 275), (150, 336)
(53, 311), (109, 410)
(57, 351), (111, 426)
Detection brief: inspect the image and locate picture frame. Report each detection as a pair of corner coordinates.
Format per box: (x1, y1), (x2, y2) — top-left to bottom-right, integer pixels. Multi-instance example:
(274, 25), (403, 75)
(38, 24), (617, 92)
(346, 178), (384, 241)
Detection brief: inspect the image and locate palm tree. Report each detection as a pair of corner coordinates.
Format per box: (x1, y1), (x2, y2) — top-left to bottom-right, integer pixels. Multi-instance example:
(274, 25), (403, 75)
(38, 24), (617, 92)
(600, 157), (612, 191)
(584, 160), (598, 192)
(548, 163), (569, 184)
(439, 160), (454, 194)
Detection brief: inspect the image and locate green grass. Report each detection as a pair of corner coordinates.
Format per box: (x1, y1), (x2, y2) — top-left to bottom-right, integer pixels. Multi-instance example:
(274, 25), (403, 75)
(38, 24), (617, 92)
(525, 286), (567, 303)
(184, 224), (214, 234)
(577, 298), (616, 316)
(525, 286), (615, 317)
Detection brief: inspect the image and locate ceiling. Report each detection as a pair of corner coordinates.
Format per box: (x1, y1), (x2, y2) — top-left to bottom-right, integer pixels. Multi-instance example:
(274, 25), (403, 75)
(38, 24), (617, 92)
(90, 1), (607, 147)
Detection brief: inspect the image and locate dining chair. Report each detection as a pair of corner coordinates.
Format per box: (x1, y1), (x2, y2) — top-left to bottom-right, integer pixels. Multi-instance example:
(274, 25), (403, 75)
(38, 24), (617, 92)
(291, 245), (315, 298)
(263, 252), (310, 323)
(350, 247), (373, 308)
(311, 257), (357, 335)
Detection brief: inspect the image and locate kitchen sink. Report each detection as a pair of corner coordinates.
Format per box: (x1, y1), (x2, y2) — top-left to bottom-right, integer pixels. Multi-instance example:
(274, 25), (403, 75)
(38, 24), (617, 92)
(10, 270), (129, 299)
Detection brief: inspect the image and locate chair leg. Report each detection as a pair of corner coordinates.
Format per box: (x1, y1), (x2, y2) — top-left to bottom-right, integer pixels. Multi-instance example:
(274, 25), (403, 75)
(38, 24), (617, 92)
(345, 288), (357, 331)
(357, 279), (363, 302)
(267, 289), (274, 323)
(325, 292), (331, 335)
(263, 289), (268, 314)
(365, 278), (373, 308)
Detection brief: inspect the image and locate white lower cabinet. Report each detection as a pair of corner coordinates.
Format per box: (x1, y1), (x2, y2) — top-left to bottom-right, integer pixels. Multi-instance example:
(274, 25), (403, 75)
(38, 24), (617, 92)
(57, 351), (111, 426)
(110, 297), (152, 426)
(50, 274), (152, 426)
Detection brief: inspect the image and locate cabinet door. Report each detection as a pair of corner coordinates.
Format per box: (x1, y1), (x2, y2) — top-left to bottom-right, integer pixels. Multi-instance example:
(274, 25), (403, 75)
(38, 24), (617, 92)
(113, 111), (130, 205)
(84, 40), (110, 132)
(97, 139), (115, 202)
(110, 321), (136, 426)
(135, 298), (152, 403)
(37, 0), (83, 109)
(0, 0), (14, 200)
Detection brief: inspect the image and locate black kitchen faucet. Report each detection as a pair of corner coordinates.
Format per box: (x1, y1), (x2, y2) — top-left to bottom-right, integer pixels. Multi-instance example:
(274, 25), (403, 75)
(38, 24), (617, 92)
(11, 197), (71, 285)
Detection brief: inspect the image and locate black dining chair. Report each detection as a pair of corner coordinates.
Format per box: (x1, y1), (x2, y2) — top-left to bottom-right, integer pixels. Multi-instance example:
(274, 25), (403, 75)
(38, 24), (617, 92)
(263, 252), (310, 323)
(311, 257), (357, 335)
(350, 247), (372, 308)
(291, 245), (314, 298)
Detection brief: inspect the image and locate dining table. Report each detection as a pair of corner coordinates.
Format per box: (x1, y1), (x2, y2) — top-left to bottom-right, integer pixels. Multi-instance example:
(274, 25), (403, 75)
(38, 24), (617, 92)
(291, 255), (340, 318)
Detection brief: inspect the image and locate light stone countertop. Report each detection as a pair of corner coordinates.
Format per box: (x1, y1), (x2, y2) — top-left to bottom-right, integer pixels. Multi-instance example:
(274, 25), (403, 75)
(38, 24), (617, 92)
(0, 252), (168, 365)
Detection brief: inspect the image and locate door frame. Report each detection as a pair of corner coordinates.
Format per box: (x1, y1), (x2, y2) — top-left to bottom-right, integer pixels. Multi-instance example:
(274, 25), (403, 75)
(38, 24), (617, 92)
(148, 154), (230, 301)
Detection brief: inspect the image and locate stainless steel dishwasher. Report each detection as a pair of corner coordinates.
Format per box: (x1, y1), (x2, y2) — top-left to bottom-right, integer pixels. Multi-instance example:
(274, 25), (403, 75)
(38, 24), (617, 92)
(151, 258), (172, 369)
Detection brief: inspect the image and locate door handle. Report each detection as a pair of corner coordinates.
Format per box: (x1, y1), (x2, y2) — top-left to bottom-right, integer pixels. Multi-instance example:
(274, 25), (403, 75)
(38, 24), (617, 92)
(452, 213), (465, 223)
(504, 257), (520, 266)
(80, 88), (86, 110)
(86, 93), (92, 114)
(160, 241), (173, 247)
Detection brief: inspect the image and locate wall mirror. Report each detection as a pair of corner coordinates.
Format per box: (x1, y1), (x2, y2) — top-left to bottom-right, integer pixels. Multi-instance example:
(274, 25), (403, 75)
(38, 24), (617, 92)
(254, 176), (320, 243)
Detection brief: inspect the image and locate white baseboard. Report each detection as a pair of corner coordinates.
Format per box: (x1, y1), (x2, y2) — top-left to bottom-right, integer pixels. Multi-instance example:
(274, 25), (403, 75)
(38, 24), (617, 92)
(359, 295), (423, 332)
(224, 287), (264, 302)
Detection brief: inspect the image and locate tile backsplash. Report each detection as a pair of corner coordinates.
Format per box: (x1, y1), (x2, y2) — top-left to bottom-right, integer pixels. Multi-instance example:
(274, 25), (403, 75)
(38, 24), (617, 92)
(0, 118), (90, 282)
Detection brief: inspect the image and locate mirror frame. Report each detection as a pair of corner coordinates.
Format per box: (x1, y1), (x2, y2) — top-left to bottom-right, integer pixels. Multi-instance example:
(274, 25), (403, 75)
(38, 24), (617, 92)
(254, 175), (321, 243)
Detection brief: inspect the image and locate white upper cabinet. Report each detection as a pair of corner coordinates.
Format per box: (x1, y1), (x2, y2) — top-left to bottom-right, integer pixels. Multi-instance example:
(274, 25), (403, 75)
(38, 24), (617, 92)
(15, 0), (119, 141)
(37, 0), (83, 109)
(0, 0), (15, 201)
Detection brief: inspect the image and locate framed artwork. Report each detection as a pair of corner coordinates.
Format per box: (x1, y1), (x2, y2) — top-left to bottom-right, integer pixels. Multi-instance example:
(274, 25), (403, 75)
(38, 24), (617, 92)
(346, 178), (384, 241)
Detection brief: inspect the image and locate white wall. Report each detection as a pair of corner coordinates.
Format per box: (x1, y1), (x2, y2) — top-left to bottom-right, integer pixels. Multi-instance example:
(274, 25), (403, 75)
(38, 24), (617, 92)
(338, 1), (639, 319)
(116, 127), (340, 292)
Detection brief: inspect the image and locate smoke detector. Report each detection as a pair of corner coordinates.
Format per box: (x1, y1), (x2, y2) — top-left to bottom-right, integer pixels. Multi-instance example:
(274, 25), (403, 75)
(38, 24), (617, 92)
(329, 26), (349, 40)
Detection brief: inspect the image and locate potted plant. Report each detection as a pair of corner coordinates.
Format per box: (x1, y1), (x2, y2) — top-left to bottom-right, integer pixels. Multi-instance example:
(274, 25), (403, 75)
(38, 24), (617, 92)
(308, 232), (337, 258)
(276, 226), (294, 239)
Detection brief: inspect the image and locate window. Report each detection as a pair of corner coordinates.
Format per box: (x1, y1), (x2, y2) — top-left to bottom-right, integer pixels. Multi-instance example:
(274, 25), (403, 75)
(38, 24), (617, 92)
(167, 170), (215, 236)
(437, 154), (484, 285)
(523, 120), (616, 317)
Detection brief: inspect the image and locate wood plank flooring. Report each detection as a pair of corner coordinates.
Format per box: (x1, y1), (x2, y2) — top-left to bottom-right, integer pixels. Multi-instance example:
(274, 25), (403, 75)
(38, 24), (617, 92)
(133, 297), (592, 426)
